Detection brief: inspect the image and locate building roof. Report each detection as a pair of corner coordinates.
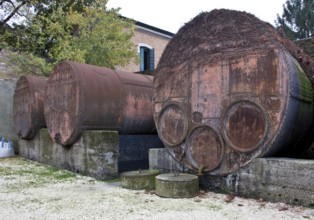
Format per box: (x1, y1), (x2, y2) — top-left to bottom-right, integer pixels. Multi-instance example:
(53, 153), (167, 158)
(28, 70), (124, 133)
(119, 15), (175, 38)
(135, 21), (175, 39)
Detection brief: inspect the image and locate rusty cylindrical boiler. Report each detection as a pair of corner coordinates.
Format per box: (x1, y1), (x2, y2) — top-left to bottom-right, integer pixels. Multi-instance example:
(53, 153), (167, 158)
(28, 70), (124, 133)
(44, 61), (155, 146)
(13, 75), (47, 140)
(153, 10), (314, 175)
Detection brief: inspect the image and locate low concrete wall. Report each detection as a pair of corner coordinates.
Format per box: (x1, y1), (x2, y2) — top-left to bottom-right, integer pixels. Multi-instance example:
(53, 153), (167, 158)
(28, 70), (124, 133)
(149, 148), (314, 208)
(202, 158), (314, 208)
(19, 129), (119, 180)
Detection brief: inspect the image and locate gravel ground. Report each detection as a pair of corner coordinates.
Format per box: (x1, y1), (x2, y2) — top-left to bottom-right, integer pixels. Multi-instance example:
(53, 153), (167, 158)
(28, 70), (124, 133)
(0, 157), (313, 220)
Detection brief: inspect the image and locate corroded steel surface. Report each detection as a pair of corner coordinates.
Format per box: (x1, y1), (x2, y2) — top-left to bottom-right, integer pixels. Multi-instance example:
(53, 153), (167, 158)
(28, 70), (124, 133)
(154, 49), (313, 175)
(158, 104), (188, 146)
(13, 75), (47, 140)
(153, 10), (314, 175)
(44, 61), (155, 146)
(186, 125), (224, 171)
(223, 102), (266, 153)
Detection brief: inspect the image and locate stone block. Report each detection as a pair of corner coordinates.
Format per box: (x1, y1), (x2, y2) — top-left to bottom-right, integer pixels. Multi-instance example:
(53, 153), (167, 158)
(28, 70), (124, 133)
(149, 148), (187, 173)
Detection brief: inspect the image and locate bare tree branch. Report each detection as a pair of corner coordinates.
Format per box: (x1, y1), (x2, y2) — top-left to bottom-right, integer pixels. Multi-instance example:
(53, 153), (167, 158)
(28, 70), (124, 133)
(0, 0), (28, 27)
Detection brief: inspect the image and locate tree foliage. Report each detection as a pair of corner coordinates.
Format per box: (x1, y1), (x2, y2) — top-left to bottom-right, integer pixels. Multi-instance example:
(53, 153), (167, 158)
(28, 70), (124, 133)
(276, 0), (314, 40)
(0, 0), (137, 76)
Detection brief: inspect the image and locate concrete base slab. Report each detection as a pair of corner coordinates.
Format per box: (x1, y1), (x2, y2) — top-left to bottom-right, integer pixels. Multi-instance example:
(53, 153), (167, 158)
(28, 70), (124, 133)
(149, 148), (314, 208)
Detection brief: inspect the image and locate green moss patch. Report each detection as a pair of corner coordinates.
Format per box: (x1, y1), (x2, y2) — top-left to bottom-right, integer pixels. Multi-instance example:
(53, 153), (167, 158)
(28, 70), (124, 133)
(0, 157), (77, 190)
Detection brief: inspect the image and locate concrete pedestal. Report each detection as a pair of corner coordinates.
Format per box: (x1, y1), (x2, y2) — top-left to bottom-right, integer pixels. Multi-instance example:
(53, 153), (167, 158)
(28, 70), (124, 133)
(149, 148), (188, 173)
(19, 129), (119, 180)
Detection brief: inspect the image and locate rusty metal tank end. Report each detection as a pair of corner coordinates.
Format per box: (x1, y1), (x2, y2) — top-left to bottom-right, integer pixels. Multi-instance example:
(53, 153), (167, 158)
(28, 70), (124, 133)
(153, 10), (314, 176)
(13, 75), (47, 140)
(44, 61), (156, 146)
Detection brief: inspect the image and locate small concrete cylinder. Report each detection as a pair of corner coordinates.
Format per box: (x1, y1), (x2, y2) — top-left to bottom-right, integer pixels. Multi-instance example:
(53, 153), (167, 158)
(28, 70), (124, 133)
(155, 173), (199, 198)
(120, 170), (160, 190)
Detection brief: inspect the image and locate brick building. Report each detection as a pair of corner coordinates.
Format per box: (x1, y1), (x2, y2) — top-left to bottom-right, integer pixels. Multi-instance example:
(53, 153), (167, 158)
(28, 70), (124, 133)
(116, 21), (174, 73)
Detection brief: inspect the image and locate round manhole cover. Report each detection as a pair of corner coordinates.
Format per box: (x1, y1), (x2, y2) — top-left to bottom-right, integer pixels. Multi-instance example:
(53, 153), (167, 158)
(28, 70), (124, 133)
(158, 104), (188, 146)
(223, 102), (266, 152)
(187, 125), (224, 172)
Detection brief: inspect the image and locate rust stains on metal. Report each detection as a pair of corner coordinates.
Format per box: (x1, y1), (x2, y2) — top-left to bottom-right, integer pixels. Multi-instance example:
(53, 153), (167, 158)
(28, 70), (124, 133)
(153, 10), (314, 175)
(186, 125), (224, 172)
(44, 61), (156, 146)
(158, 104), (188, 146)
(223, 102), (266, 153)
(13, 75), (47, 140)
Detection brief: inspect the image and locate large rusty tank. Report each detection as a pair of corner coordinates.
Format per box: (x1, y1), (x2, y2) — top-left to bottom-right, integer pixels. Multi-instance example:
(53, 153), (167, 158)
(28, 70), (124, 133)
(13, 75), (47, 140)
(153, 9), (314, 175)
(44, 61), (155, 146)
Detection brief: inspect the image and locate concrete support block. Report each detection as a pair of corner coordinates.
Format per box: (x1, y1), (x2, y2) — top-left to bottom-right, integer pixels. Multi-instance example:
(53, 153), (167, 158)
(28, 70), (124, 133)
(19, 129), (119, 180)
(149, 148), (187, 173)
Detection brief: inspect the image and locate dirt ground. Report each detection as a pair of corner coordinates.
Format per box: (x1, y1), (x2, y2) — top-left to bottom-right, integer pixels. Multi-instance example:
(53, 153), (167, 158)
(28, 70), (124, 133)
(0, 157), (313, 220)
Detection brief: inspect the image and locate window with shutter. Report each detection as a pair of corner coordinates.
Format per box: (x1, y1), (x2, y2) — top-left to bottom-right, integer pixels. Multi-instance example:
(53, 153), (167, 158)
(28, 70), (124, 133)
(139, 45), (155, 71)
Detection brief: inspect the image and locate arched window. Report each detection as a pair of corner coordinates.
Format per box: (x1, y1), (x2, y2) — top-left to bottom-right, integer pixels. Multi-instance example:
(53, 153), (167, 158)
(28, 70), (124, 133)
(138, 44), (154, 71)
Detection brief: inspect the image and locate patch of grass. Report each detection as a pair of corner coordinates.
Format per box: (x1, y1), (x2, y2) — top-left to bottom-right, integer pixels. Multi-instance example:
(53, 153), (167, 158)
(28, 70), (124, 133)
(37, 166), (76, 180)
(0, 157), (77, 191)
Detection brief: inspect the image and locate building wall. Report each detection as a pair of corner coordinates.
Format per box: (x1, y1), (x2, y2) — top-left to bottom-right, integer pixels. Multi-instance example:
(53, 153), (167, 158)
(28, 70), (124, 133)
(116, 27), (172, 73)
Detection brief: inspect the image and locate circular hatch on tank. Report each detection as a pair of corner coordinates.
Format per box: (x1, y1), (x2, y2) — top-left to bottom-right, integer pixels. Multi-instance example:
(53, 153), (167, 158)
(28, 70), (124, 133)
(158, 104), (189, 146)
(223, 101), (267, 153)
(186, 125), (224, 172)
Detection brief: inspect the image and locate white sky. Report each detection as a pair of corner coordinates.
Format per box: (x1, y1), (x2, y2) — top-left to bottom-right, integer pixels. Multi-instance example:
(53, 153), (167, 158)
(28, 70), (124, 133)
(107, 0), (287, 33)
